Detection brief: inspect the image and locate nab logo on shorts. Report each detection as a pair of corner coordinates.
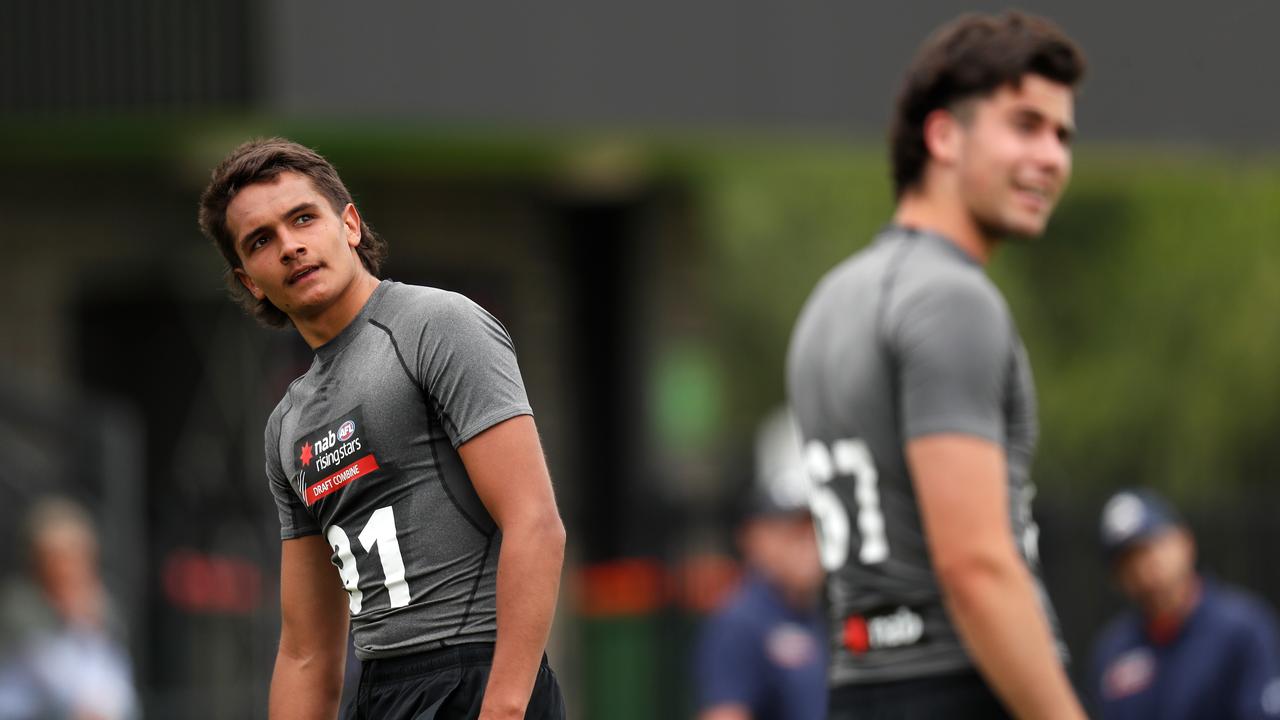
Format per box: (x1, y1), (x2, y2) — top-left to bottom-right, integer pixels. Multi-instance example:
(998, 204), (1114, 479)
(293, 407), (380, 507)
(843, 607), (925, 655)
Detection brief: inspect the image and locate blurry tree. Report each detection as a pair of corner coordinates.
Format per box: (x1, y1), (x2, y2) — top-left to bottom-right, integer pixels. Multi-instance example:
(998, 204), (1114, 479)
(694, 144), (1280, 506)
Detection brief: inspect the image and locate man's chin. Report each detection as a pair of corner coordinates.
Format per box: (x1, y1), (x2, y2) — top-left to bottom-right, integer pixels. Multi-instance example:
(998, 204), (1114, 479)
(975, 214), (1047, 245)
(998, 214), (1051, 243)
(269, 287), (330, 318)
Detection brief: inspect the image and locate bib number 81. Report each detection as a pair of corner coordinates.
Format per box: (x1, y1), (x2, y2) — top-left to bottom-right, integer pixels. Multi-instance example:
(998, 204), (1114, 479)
(326, 505), (410, 615)
(805, 438), (888, 570)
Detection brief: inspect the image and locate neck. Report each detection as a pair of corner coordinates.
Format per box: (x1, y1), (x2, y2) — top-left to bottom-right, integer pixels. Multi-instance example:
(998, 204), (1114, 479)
(893, 189), (998, 265)
(293, 272), (380, 349)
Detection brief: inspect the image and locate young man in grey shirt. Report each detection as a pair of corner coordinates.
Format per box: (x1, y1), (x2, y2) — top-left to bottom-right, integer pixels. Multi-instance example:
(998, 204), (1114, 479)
(787, 12), (1087, 719)
(199, 138), (566, 720)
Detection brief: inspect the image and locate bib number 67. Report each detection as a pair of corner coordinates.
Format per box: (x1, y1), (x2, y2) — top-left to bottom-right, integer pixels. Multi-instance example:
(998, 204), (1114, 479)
(805, 438), (888, 570)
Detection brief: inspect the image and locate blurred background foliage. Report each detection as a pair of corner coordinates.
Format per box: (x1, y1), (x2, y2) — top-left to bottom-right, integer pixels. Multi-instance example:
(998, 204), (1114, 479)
(693, 143), (1280, 507)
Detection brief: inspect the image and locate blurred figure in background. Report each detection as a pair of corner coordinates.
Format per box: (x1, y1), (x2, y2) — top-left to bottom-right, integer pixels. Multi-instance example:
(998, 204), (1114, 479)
(0, 497), (140, 719)
(694, 410), (826, 720)
(1092, 489), (1280, 720)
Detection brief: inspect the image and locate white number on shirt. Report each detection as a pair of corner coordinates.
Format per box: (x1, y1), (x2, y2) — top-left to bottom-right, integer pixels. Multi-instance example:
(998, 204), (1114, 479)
(326, 505), (411, 614)
(326, 524), (365, 614)
(805, 438), (888, 569)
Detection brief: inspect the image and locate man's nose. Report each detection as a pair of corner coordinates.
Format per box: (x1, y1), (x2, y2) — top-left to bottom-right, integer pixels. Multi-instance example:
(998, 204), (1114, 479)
(278, 229), (307, 261)
(1035, 132), (1070, 176)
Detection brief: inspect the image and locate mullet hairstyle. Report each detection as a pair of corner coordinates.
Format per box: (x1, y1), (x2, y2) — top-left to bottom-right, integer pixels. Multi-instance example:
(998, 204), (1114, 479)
(197, 138), (387, 328)
(890, 11), (1086, 199)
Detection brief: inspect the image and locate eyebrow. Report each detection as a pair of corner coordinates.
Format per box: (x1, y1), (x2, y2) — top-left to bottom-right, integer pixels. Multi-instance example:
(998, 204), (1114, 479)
(238, 202), (320, 249)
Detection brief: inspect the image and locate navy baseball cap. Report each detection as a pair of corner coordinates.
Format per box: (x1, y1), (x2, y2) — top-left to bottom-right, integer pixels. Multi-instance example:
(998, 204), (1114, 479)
(1099, 489), (1183, 560)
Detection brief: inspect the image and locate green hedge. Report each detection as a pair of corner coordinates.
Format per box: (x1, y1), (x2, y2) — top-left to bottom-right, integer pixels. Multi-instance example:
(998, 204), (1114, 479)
(695, 144), (1280, 503)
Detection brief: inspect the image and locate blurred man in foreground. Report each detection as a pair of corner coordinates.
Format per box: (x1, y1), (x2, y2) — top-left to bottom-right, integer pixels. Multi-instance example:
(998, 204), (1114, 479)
(787, 11), (1087, 718)
(1092, 489), (1280, 719)
(695, 411), (826, 720)
(0, 497), (139, 719)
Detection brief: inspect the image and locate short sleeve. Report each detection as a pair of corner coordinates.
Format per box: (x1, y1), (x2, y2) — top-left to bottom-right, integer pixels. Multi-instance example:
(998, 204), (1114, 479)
(416, 293), (533, 448)
(891, 274), (1012, 443)
(694, 611), (763, 711)
(264, 407), (320, 539)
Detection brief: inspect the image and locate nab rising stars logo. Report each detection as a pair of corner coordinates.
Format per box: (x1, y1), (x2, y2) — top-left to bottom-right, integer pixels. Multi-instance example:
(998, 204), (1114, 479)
(294, 409), (379, 507)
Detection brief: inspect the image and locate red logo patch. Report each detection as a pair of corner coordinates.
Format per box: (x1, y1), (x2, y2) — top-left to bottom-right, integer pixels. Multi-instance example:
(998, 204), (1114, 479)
(293, 407), (378, 506)
(844, 615), (869, 654)
(305, 454), (380, 506)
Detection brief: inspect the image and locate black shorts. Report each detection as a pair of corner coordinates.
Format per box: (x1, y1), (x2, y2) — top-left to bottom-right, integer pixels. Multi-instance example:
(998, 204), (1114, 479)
(827, 670), (1011, 720)
(342, 643), (565, 720)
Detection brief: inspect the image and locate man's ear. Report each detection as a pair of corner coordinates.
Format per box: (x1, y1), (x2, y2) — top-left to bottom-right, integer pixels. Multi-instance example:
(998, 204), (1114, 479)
(234, 268), (265, 300)
(342, 203), (362, 249)
(922, 107), (964, 167)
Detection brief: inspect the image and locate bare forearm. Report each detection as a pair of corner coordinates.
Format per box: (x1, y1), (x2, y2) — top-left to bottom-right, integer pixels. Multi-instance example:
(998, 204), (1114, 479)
(272, 536), (350, 720)
(939, 553), (1084, 720)
(268, 649), (345, 720)
(480, 516), (566, 719)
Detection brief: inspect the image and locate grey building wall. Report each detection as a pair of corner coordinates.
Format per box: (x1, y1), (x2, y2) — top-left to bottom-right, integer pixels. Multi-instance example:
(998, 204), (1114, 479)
(265, 0), (1280, 148)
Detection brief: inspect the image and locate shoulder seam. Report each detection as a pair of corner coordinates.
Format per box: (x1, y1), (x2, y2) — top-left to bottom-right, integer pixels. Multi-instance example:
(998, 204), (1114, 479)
(368, 319), (494, 536)
(368, 319), (462, 440)
(875, 233), (921, 430)
(425, 435), (494, 537)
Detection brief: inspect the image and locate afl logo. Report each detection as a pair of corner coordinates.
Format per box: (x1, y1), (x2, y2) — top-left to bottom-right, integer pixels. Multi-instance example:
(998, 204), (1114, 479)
(338, 420), (356, 442)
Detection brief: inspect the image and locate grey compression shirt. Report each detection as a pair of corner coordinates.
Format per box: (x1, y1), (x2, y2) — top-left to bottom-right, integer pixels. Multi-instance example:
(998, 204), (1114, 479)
(265, 280), (532, 659)
(787, 225), (1060, 686)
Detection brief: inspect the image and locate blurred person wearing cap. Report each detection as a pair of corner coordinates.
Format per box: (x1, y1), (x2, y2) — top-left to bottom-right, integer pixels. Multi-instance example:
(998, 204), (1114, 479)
(1091, 489), (1280, 719)
(0, 497), (140, 720)
(693, 410), (826, 720)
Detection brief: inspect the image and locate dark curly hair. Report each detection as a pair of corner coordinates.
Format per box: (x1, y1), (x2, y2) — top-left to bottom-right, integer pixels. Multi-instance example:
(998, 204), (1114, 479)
(198, 138), (387, 327)
(890, 11), (1086, 199)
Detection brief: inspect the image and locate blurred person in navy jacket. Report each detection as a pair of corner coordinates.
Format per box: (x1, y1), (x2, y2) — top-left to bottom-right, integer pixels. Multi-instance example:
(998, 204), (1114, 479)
(0, 497), (139, 720)
(694, 411), (826, 720)
(1092, 488), (1280, 720)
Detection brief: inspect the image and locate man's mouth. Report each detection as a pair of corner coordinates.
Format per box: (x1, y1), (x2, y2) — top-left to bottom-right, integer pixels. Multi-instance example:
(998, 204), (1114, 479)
(1012, 181), (1057, 214)
(1013, 182), (1052, 201)
(288, 264), (321, 285)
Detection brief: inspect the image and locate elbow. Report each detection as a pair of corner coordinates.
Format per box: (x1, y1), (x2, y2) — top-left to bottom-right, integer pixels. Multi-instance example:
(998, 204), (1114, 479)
(542, 511), (567, 560)
(508, 508), (566, 561)
(933, 546), (1022, 610)
(276, 637), (346, 689)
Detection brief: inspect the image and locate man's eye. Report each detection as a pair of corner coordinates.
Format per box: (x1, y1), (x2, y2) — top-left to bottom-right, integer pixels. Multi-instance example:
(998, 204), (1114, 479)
(295, 214), (314, 225)
(250, 235), (269, 250)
